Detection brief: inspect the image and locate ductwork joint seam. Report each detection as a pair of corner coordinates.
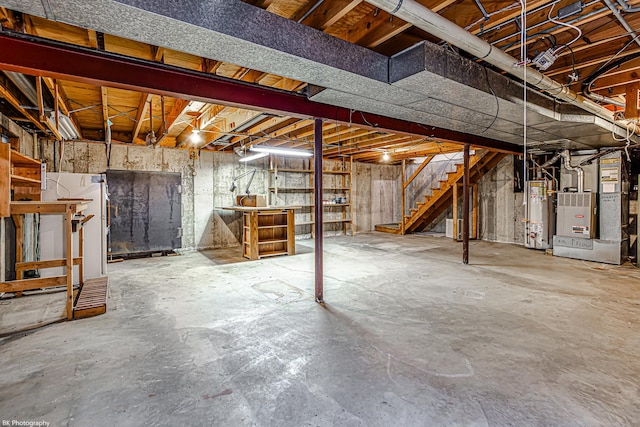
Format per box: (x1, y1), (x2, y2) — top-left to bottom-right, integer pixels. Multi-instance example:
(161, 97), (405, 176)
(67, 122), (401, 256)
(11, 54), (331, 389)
(391, 0), (404, 14)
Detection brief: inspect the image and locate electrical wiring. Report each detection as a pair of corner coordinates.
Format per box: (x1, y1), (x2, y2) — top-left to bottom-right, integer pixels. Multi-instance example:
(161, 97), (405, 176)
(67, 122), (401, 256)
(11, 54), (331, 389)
(464, 2), (521, 32)
(611, 122), (637, 162)
(48, 177), (71, 199)
(481, 66), (500, 133)
(548, 3), (583, 55)
(591, 33), (640, 76)
(518, 0), (528, 191)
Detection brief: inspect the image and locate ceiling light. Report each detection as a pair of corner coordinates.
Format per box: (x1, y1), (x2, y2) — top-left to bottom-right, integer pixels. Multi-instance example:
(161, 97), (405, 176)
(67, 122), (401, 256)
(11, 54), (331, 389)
(191, 128), (200, 134)
(250, 145), (312, 157)
(239, 152), (269, 163)
(189, 132), (202, 144)
(382, 151), (390, 161)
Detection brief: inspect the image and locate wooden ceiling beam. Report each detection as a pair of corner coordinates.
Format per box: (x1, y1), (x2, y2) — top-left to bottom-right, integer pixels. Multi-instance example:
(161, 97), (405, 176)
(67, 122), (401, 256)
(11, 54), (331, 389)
(227, 116), (298, 147)
(589, 68), (640, 93)
(152, 46), (165, 62)
(467, 0), (549, 35)
(42, 78), (83, 139)
(624, 82), (639, 120)
(301, 0), (362, 30)
(239, 119), (314, 149)
(323, 135), (413, 156)
(100, 86), (110, 142)
(501, 11), (611, 56)
(0, 81), (48, 133)
(549, 46), (640, 78)
(131, 93), (153, 143)
(346, 8), (412, 48)
(271, 121), (337, 148)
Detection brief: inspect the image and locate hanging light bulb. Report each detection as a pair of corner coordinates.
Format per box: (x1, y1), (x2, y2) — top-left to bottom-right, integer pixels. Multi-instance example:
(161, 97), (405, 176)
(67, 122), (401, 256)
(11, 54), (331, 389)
(382, 151), (390, 161)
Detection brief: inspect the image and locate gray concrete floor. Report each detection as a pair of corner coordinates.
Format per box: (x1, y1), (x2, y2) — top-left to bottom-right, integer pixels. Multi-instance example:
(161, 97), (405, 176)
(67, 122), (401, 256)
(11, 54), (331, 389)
(1, 232), (640, 426)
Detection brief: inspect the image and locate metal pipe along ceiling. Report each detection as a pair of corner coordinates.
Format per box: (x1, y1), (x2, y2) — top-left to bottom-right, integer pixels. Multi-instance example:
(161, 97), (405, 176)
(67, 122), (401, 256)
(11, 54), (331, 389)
(366, 0), (640, 134)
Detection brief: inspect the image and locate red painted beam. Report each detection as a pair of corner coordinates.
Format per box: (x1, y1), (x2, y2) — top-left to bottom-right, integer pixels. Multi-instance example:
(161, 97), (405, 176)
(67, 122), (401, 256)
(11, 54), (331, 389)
(0, 32), (521, 153)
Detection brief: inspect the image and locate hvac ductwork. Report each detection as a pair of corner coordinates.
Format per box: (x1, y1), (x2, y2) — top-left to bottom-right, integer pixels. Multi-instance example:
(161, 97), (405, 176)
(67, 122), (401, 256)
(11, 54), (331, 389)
(561, 150), (584, 192)
(367, 0), (639, 133)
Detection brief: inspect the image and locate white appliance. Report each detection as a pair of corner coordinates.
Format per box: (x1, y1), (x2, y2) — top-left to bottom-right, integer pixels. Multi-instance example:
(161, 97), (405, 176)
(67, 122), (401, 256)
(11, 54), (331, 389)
(39, 173), (108, 281)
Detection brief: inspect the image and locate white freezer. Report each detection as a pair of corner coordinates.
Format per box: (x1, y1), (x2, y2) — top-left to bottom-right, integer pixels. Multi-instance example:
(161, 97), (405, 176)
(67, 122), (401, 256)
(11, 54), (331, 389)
(39, 173), (108, 281)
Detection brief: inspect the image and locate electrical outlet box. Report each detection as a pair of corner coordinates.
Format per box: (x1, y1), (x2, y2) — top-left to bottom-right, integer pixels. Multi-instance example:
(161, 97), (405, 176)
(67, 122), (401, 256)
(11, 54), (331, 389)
(532, 49), (557, 71)
(558, 1), (583, 19)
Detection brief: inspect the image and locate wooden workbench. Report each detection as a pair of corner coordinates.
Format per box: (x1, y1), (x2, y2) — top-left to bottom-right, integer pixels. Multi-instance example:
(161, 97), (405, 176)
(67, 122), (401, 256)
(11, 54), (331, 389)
(1, 199), (92, 320)
(220, 206), (300, 260)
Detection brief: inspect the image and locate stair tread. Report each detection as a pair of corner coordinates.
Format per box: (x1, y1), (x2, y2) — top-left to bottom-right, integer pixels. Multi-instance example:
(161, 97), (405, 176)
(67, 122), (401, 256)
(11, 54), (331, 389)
(404, 152), (504, 232)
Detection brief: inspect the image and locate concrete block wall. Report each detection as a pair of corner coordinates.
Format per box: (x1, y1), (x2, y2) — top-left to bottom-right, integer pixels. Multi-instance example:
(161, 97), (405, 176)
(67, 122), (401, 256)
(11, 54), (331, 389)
(38, 141), (400, 250)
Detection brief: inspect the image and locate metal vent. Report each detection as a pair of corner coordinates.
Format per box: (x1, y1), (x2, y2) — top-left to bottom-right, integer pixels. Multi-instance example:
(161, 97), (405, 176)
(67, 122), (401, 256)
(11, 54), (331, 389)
(558, 193), (592, 207)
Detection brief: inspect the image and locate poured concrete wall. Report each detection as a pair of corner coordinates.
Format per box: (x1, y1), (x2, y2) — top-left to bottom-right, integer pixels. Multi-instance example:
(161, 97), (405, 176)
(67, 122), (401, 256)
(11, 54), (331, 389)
(353, 162), (402, 232)
(403, 153), (524, 242)
(477, 156), (525, 244)
(404, 154), (461, 233)
(38, 141), (398, 250)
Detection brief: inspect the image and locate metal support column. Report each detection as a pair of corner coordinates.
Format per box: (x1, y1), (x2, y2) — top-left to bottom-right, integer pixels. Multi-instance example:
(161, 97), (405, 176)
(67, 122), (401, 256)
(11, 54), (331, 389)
(314, 118), (324, 303)
(463, 144), (470, 264)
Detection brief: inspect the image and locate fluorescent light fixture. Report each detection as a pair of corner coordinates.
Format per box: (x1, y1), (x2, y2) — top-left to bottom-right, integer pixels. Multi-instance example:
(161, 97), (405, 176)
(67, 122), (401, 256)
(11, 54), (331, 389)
(382, 151), (390, 161)
(250, 145), (312, 157)
(239, 152), (269, 163)
(48, 111), (79, 140)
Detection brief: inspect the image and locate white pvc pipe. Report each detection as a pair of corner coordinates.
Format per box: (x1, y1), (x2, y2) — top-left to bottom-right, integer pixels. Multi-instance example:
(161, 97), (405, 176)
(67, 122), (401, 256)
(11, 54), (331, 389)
(367, 0), (638, 133)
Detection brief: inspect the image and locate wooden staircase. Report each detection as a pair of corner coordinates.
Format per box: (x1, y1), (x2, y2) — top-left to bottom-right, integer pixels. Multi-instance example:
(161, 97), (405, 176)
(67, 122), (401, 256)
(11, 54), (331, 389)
(375, 150), (506, 235)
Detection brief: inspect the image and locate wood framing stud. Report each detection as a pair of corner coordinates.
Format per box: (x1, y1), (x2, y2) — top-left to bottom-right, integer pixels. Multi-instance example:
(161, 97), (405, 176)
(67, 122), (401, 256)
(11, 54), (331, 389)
(625, 82), (639, 120)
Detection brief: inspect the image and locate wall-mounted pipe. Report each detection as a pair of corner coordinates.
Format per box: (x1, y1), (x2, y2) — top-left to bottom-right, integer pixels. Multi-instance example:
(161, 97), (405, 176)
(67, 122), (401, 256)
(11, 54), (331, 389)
(539, 151), (563, 169)
(561, 149), (584, 192)
(367, 0), (639, 135)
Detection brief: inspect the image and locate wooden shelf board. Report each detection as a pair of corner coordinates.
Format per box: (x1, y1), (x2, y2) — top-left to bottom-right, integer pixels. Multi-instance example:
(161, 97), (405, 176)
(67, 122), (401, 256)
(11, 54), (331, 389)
(269, 187), (351, 191)
(10, 149), (41, 166)
(289, 203), (350, 207)
(257, 225), (288, 229)
(259, 250), (288, 258)
(269, 169), (351, 174)
(296, 219), (352, 225)
(11, 174), (41, 186)
(258, 238), (288, 245)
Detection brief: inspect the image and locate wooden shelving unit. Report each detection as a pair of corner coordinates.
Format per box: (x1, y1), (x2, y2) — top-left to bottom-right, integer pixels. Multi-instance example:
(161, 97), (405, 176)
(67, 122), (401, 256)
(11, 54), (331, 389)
(221, 206), (298, 260)
(268, 156), (354, 236)
(1, 145), (42, 217)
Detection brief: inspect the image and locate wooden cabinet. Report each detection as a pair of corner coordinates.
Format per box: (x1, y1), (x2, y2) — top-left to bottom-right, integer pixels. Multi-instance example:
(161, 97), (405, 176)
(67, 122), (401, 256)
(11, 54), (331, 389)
(221, 206), (298, 260)
(1, 144), (42, 217)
